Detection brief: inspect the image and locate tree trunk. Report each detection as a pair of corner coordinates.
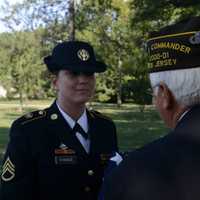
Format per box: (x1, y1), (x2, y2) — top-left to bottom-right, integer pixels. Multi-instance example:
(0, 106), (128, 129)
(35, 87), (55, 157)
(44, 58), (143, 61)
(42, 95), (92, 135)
(19, 86), (24, 113)
(68, 0), (75, 41)
(117, 58), (122, 107)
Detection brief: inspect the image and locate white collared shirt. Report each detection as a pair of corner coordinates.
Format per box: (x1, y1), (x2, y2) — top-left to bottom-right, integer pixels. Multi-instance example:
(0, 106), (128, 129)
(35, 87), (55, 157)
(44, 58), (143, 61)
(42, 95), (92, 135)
(56, 102), (90, 153)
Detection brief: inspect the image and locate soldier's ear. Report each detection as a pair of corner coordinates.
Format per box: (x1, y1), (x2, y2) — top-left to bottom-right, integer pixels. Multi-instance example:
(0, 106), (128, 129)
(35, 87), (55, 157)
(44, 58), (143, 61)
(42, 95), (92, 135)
(52, 75), (59, 90)
(157, 82), (175, 109)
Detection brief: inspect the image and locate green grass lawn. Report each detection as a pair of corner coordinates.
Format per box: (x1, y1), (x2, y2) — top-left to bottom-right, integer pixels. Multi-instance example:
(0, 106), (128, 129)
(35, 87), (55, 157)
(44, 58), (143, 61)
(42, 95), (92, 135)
(0, 100), (168, 156)
(92, 103), (168, 151)
(0, 100), (50, 157)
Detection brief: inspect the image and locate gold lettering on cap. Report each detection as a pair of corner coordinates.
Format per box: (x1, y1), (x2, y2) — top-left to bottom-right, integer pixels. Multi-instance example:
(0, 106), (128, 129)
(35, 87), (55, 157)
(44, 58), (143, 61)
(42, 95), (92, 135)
(154, 59), (177, 68)
(150, 52), (170, 61)
(151, 42), (191, 54)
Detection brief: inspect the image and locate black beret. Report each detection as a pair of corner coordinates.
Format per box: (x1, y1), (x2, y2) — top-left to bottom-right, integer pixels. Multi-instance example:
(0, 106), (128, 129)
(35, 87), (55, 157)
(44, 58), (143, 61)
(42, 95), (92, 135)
(44, 41), (107, 73)
(147, 16), (200, 73)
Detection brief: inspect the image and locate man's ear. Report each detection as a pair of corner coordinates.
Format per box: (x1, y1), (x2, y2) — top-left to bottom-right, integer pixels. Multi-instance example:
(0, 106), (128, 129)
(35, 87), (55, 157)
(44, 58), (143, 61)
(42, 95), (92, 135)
(157, 82), (174, 109)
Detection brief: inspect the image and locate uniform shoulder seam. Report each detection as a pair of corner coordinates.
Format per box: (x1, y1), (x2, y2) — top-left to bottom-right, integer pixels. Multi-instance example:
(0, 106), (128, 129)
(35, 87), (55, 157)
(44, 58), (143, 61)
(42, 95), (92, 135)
(20, 110), (46, 125)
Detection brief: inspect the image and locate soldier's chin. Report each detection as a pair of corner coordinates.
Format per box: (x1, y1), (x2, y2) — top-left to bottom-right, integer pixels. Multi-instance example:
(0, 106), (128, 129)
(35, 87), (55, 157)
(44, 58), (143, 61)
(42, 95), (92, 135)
(75, 96), (91, 104)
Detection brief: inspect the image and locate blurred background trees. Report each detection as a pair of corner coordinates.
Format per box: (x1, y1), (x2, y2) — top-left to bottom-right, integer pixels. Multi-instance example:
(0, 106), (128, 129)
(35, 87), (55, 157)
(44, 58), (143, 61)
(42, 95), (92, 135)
(0, 0), (199, 108)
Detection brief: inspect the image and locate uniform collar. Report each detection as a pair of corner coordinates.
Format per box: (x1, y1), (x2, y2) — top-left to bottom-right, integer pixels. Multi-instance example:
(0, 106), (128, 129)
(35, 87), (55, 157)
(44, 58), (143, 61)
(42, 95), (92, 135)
(174, 104), (200, 140)
(56, 101), (88, 132)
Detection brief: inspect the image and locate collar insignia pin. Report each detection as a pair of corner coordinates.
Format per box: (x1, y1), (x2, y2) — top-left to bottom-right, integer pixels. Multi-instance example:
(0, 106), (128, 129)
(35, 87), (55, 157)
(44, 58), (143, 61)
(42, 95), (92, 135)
(51, 113), (58, 120)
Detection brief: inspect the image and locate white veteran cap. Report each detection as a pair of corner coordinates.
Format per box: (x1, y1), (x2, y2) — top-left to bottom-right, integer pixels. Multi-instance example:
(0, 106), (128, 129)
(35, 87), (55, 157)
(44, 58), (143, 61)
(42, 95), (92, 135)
(147, 16), (200, 73)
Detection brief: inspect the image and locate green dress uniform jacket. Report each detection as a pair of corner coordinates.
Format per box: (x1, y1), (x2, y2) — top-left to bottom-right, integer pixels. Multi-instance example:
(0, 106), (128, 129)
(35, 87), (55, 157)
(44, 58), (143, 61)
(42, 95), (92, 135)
(0, 101), (118, 200)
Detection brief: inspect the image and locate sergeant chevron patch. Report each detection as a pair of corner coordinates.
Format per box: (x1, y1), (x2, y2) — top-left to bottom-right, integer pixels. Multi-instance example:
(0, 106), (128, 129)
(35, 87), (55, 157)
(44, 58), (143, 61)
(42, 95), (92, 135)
(1, 157), (15, 182)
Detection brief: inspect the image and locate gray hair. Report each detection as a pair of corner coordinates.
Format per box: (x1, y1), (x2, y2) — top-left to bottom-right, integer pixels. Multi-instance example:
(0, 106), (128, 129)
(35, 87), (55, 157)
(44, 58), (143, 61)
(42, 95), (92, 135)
(149, 67), (200, 107)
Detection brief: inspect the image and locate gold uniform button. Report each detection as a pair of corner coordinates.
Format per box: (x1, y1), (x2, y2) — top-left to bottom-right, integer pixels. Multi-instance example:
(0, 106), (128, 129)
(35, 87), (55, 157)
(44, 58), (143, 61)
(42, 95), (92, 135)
(38, 110), (44, 115)
(85, 186), (91, 192)
(88, 170), (94, 176)
(51, 113), (58, 120)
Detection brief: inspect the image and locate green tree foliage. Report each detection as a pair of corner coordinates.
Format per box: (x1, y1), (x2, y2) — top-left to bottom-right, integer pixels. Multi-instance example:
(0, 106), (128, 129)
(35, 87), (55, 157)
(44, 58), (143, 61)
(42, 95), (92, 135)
(127, 0), (200, 107)
(1, 0), (199, 108)
(0, 33), (13, 94)
(0, 0), (141, 105)
(0, 0), (69, 103)
(130, 0), (200, 33)
(76, 0), (140, 104)
(0, 31), (45, 102)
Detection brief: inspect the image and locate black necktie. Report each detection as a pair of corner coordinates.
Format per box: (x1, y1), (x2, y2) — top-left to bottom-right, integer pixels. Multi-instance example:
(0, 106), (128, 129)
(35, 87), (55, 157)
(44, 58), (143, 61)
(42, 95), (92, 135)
(72, 123), (88, 140)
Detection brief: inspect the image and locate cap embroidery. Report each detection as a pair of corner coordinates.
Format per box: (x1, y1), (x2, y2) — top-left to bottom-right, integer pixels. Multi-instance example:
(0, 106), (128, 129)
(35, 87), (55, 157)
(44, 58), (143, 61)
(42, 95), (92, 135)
(147, 28), (200, 73)
(189, 31), (200, 44)
(77, 49), (90, 61)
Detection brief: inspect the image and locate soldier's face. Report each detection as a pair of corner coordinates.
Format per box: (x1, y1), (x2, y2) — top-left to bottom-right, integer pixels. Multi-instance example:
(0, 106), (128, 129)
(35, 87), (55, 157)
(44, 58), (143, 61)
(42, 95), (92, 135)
(53, 70), (95, 105)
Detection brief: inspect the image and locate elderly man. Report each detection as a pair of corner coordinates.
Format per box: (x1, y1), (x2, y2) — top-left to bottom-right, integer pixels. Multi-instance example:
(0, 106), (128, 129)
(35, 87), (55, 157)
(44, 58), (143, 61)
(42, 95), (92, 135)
(0, 41), (118, 200)
(102, 16), (200, 200)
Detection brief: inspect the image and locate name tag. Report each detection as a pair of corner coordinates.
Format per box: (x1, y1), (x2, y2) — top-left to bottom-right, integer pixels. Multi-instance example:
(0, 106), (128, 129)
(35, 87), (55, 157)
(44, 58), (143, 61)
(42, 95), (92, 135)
(55, 155), (77, 165)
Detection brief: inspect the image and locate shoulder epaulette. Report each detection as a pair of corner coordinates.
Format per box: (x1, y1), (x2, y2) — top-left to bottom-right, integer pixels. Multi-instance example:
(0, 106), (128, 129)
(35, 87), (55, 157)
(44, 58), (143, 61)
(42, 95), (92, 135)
(20, 109), (46, 125)
(89, 110), (112, 121)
